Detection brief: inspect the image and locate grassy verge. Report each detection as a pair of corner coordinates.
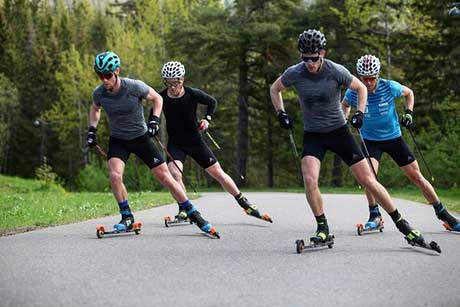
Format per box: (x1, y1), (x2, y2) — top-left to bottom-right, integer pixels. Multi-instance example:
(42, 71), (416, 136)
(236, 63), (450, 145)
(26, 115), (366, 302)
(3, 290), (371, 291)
(0, 175), (197, 235)
(1, 175), (458, 235)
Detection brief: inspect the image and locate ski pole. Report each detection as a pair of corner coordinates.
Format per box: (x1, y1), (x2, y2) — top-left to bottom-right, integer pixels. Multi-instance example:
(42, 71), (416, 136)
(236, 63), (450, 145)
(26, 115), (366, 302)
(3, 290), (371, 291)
(356, 128), (378, 179)
(407, 128), (434, 182)
(288, 129), (303, 183)
(95, 144), (107, 158)
(205, 131), (245, 180)
(154, 136), (197, 193)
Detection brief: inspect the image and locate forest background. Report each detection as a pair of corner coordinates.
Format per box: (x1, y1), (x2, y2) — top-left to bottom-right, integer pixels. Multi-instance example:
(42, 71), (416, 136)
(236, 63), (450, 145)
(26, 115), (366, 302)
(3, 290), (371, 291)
(1, 0), (459, 193)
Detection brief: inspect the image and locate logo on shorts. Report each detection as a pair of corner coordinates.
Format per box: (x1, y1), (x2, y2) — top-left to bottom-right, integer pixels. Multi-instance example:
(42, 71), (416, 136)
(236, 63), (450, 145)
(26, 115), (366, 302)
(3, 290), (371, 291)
(209, 157), (215, 163)
(153, 158), (160, 164)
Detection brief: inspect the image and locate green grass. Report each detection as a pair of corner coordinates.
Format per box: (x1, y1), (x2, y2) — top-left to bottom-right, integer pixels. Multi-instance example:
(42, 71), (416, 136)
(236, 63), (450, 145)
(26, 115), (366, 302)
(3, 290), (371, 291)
(0, 175), (195, 235)
(1, 175), (458, 235)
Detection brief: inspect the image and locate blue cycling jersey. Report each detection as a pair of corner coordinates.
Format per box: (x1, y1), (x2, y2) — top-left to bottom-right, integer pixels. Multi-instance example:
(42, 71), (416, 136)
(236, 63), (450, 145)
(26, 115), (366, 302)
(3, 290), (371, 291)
(345, 78), (404, 141)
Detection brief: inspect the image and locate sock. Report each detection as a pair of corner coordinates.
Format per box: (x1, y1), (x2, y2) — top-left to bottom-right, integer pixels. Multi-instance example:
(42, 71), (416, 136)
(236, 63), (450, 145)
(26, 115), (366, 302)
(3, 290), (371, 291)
(389, 209), (402, 224)
(179, 200), (194, 214)
(432, 202), (444, 214)
(118, 200), (132, 217)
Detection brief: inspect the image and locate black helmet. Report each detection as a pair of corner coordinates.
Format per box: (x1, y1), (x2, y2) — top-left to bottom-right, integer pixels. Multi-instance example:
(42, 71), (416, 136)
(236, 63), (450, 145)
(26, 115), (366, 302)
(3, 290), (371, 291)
(298, 29), (326, 53)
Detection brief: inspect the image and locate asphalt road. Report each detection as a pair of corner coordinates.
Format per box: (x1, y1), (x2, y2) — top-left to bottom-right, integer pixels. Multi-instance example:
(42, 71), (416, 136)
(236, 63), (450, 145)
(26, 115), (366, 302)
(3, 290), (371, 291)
(1, 192), (459, 307)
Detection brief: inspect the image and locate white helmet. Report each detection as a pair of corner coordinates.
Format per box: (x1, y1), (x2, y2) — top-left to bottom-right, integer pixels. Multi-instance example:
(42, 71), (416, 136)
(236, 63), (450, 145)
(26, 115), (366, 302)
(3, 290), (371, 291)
(161, 61), (185, 79)
(356, 54), (381, 76)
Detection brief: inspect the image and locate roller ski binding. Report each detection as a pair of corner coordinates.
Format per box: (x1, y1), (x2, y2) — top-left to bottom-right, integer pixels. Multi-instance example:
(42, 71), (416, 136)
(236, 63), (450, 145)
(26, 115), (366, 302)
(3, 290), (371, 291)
(96, 216), (142, 239)
(296, 229), (334, 254)
(244, 205), (273, 223)
(164, 210), (193, 227)
(187, 207), (220, 239)
(356, 215), (384, 235)
(404, 229), (441, 254)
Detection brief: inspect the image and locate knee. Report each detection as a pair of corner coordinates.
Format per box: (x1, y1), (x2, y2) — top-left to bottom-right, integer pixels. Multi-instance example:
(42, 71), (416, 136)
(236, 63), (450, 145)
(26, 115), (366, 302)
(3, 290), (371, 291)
(109, 171), (123, 185)
(303, 174), (318, 190)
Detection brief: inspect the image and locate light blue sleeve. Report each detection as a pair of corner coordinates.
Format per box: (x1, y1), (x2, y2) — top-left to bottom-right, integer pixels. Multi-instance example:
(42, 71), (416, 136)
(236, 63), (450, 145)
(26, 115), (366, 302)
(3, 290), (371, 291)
(389, 80), (404, 98)
(344, 89), (358, 108)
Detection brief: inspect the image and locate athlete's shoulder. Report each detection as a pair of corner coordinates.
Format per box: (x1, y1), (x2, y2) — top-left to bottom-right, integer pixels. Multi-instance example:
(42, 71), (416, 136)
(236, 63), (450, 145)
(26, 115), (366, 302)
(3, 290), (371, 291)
(324, 59), (350, 74)
(284, 62), (304, 74)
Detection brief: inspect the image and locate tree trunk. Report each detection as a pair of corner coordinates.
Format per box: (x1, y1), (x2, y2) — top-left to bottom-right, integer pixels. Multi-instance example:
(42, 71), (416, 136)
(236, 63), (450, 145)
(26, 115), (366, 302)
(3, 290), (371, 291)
(236, 50), (249, 187)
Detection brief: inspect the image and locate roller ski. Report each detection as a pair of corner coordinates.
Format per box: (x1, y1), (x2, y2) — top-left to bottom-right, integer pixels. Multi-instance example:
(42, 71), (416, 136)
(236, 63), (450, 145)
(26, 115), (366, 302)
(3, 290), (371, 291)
(404, 230), (441, 254)
(296, 234), (335, 254)
(442, 223), (460, 233)
(187, 205), (220, 239)
(296, 225), (334, 254)
(356, 215), (384, 235)
(244, 205), (273, 223)
(236, 194), (273, 223)
(164, 210), (193, 227)
(96, 216), (142, 239)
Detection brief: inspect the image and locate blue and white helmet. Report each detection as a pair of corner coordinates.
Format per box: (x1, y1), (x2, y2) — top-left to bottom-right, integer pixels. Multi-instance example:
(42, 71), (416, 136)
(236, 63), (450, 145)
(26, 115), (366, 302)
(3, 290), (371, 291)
(161, 61), (185, 79)
(94, 51), (120, 74)
(356, 54), (381, 76)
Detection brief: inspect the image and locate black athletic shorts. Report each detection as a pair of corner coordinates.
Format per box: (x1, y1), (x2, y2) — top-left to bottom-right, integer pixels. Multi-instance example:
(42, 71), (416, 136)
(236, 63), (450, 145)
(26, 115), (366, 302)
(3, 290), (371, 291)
(167, 138), (217, 169)
(107, 133), (165, 169)
(363, 136), (416, 167)
(302, 124), (365, 166)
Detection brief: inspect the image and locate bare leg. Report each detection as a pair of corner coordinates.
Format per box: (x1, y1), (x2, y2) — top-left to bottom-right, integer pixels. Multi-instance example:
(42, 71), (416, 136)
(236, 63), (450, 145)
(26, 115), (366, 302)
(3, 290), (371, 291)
(167, 160), (187, 193)
(401, 160), (439, 204)
(301, 156), (323, 216)
(108, 158), (128, 202)
(205, 162), (240, 196)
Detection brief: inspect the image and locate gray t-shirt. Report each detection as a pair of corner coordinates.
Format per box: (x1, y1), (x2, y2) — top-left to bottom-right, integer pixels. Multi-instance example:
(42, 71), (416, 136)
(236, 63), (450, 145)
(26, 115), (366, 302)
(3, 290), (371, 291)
(93, 78), (150, 140)
(281, 59), (353, 133)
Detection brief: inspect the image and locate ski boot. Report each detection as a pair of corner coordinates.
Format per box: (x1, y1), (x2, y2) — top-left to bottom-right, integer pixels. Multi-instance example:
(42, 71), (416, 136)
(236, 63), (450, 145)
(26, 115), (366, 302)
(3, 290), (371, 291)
(435, 205), (460, 233)
(296, 225), (334, 254)
(164, 209), (193, 227)
(237, 195), (273, 223)
(397, 219), (441, 253)
(186, 206), (220, 239)
(356, 213), (384, 235)
(96, 215), (142, 239)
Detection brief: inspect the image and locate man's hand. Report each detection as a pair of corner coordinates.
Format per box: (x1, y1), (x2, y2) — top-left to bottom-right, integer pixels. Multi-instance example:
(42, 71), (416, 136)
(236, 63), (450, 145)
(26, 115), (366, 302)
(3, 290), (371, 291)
(277, 111), (293, 130)
(401, 109), (413, 128)
(198, 119), (209, 131)
(147, 115), (160, 137)
(351, 110), (364, 129)
(87, 126), (97, 147)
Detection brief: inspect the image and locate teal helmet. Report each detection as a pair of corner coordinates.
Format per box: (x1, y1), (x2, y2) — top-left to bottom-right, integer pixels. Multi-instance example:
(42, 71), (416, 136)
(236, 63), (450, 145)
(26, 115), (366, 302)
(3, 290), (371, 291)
(94, 51), (121, 74)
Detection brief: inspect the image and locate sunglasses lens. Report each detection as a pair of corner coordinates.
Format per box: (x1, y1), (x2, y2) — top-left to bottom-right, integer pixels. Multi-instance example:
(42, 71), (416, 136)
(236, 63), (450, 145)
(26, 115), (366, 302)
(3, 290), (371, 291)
(302, 56), (320, 63)
(98, 73), (113, 80)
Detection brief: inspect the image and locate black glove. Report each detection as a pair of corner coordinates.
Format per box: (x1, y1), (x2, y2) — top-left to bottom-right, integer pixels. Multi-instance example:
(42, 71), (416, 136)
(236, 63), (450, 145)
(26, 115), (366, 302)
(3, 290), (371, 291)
(277, 110), (292, 130)
(87, 126), (97, 147)
(401, 109), (413, 128)
(147, 115), (160, 137)
(351, 110), (364, 129)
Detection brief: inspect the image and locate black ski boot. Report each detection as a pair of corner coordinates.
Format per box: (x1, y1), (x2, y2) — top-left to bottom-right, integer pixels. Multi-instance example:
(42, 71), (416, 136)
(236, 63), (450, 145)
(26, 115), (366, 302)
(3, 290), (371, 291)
(113, 215), (135, 232)
(186, 206), (220, 238)
(310, 222), (330, 244)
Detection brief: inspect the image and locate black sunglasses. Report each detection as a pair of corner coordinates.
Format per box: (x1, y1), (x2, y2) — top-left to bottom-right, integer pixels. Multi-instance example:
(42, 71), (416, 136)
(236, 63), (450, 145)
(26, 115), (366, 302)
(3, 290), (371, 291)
(301, 55), (321, 63)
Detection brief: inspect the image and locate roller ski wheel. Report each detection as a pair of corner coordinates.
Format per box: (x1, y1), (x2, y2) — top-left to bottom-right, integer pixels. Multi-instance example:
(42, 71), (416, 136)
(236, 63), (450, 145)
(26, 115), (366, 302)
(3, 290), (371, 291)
(203, 227), (220, 239)
(405, 237), (441, 254)
(96, 221), (142, 239)
(163, 215), (193, 228)
(295, 234), (335, 254)
(442, 223), (460, 233)
(356, 219), (384, 236)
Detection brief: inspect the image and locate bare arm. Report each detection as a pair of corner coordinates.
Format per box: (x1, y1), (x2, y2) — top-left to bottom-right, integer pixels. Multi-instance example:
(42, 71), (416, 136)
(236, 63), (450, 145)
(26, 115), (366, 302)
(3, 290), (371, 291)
(146, 87), (163, 118)
(341, 97), (352, 119)
(401, 85), (414, 111)
(347, 76), (367, 113)
(89, 102), (102, 128)
(270, 76), (287, 113)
